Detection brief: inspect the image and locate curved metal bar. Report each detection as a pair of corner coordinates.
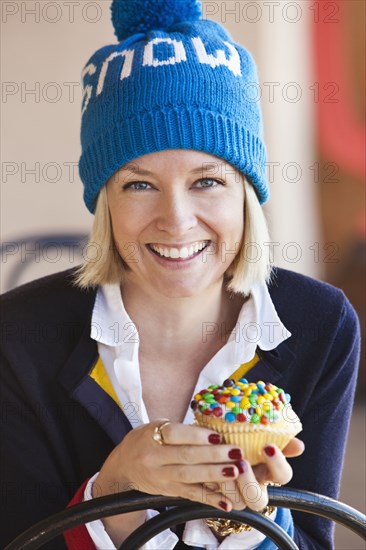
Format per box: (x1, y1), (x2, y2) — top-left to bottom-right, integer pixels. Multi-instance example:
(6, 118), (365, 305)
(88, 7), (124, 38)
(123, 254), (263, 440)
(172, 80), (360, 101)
(267, 487), (366, 539)
(119, 504), (299, 550)
(5, 488), (366, 550)
(0, 234), (88, 258)
(4, 493), (191, 550)
(0, 234), (87, 290)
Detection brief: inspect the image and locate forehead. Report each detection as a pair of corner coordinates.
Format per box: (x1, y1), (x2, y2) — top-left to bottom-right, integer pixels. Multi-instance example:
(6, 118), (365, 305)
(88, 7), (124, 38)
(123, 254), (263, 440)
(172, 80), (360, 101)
(118, 149), (241, 179)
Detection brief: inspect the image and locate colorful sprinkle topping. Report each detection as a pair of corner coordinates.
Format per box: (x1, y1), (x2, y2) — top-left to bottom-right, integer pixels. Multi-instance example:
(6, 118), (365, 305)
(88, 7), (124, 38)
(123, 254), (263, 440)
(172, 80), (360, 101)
(191, 379), (292, 424)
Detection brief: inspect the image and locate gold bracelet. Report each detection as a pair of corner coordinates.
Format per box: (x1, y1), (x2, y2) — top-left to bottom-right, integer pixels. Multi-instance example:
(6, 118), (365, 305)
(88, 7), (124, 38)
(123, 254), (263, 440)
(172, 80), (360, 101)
(205, 505), (276, 536)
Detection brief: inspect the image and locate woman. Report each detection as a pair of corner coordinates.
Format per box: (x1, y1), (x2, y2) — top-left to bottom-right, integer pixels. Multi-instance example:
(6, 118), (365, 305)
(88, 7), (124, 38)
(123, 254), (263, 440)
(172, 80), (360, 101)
(1, 1), (360, 549)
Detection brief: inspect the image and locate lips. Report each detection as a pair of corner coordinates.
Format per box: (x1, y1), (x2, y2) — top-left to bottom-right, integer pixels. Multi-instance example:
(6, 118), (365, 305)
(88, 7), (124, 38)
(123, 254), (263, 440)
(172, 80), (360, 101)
(147, 240), (210, 260)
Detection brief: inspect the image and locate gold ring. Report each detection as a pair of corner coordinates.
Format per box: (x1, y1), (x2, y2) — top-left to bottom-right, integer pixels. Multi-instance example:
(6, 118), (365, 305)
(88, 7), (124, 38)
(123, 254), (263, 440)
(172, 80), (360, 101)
(263, 481), (282, 487)
(152, 420), (171, 445)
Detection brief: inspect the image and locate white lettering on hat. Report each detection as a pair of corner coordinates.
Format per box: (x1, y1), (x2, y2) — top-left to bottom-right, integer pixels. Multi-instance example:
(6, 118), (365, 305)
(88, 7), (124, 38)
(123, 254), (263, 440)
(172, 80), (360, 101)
(97, 49), (135, 95)
(191, 37), (241, 77)
(81, 63), (96, 115)
(143, 37), (187, 67)
(81, 36), (242, 116)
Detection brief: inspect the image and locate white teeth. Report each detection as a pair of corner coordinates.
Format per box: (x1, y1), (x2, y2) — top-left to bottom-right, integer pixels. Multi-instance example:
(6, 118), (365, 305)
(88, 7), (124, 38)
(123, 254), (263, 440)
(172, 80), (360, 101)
(150, 241), (208, 259)
(180, 247), (189, 259)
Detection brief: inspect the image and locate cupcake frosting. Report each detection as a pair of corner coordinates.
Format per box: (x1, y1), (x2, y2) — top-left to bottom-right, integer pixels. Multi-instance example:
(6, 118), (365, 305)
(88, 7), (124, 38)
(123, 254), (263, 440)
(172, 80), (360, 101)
(191, 378), (293, 425)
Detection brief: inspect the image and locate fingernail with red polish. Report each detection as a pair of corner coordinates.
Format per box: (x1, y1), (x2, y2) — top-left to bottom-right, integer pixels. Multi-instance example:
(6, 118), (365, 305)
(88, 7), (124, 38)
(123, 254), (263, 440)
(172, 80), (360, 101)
(222, 466), (236, 477)
(228, 448), (242, 460)
(219, 500), (228, 511)
(264, 445), (276, 457)
(236, 460), (246, 474)
(208, 433), (221, 445)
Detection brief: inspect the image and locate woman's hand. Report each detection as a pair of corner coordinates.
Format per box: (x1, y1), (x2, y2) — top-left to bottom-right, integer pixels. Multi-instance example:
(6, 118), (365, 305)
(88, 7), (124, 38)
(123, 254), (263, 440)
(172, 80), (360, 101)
(93, 422), (304, 545)
(220, 437), (305, 512)
(94, 419), (250, 545)
(95, 420), (304, 513)
(94, 419), (252, 511)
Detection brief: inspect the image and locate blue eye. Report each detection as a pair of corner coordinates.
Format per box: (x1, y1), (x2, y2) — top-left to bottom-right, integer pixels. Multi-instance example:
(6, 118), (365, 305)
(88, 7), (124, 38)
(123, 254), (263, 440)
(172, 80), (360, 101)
(195, 178), (223, 188)
(123, 181), (151, 191)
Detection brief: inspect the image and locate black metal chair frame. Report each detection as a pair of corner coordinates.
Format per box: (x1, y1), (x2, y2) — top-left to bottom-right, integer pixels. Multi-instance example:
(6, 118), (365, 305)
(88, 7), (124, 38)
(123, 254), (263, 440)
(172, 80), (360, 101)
(5, 487), (366, 550)
(0, 234), (88, 292)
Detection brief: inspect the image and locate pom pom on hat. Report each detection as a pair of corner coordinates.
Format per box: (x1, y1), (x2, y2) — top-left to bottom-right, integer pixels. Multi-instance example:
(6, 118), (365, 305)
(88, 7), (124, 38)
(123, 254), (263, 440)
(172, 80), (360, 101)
(111, 0), (202, 41)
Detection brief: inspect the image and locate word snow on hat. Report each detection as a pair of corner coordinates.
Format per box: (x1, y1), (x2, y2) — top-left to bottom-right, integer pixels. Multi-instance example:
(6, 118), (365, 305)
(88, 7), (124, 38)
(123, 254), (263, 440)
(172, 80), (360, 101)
(79, 0), (269, 213)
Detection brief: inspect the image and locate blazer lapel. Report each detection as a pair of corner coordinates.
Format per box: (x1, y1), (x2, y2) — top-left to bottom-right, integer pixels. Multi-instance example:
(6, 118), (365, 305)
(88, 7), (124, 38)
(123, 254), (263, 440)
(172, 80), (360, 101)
(247, 340), (296, 385)
(57, 322), (132, 446)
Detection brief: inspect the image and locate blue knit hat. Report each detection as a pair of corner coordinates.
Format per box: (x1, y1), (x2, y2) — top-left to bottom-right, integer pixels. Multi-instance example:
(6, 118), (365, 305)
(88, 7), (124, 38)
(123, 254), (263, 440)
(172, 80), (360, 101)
(79, 0), (268, 213)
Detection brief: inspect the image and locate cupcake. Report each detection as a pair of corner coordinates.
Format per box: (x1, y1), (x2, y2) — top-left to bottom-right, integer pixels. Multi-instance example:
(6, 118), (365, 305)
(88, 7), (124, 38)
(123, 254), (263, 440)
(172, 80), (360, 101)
(191, 378), (302, 465)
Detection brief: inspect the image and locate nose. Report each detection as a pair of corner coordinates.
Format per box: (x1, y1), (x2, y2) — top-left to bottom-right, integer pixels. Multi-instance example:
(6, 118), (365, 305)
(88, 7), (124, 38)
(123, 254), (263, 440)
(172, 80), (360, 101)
(155, 190), (197, 236)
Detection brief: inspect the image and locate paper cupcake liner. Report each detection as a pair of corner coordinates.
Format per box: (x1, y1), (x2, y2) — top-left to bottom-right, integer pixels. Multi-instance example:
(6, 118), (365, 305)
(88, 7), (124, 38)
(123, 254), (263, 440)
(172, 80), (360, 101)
(194, 413), (302, 465)
(220, 431), (296, 465)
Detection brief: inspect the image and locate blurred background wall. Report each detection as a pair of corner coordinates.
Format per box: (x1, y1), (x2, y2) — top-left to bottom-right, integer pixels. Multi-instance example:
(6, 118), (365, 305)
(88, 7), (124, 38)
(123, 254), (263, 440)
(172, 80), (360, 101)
(1, 1), (365, 547)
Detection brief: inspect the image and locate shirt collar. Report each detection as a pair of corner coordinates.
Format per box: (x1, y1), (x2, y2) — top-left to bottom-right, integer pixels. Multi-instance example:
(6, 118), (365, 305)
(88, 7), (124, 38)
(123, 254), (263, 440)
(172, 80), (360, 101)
(91, 283), (139, 361)
(91, 282), (291, 358)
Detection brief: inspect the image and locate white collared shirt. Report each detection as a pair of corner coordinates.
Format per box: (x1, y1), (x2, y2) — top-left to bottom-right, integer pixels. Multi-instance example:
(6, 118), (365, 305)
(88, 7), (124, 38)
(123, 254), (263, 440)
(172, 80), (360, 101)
(85, 283), (291, 549)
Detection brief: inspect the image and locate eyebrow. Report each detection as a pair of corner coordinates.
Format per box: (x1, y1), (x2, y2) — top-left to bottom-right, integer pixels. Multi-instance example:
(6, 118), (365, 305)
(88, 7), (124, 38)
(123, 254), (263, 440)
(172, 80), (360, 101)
(119, 163), (221, 176)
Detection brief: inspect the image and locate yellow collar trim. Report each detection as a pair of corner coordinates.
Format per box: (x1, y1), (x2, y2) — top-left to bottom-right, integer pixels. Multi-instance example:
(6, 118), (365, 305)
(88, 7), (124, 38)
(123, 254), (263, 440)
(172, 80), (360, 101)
(89, 352), (260, 410)
(89, 356), (122, 408)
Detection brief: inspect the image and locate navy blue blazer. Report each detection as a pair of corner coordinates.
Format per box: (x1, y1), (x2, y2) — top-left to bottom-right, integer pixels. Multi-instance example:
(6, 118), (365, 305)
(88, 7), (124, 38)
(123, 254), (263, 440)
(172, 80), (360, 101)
(0, 267), (360, 549)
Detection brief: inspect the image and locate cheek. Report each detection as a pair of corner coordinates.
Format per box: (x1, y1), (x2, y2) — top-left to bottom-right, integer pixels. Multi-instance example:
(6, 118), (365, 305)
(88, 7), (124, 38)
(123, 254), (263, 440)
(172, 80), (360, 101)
(106, 188), (147, 258)
(108, 207), (134, 254)
(215, 201), (244, 238)
(108, 203), (152, 268)
(108, 206), (122, 234)
(108, 198), (139, 237)
(109, 215), (142, 267)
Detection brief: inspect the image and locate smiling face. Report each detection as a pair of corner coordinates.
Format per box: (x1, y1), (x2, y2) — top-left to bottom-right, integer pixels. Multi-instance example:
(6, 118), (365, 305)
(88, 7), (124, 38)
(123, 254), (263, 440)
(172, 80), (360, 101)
(106, 149), (245, 299)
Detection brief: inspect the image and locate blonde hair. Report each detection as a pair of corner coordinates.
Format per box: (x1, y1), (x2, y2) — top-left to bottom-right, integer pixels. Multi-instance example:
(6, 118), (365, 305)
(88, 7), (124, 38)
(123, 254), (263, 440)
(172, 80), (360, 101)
(74, 178), (272, 295)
